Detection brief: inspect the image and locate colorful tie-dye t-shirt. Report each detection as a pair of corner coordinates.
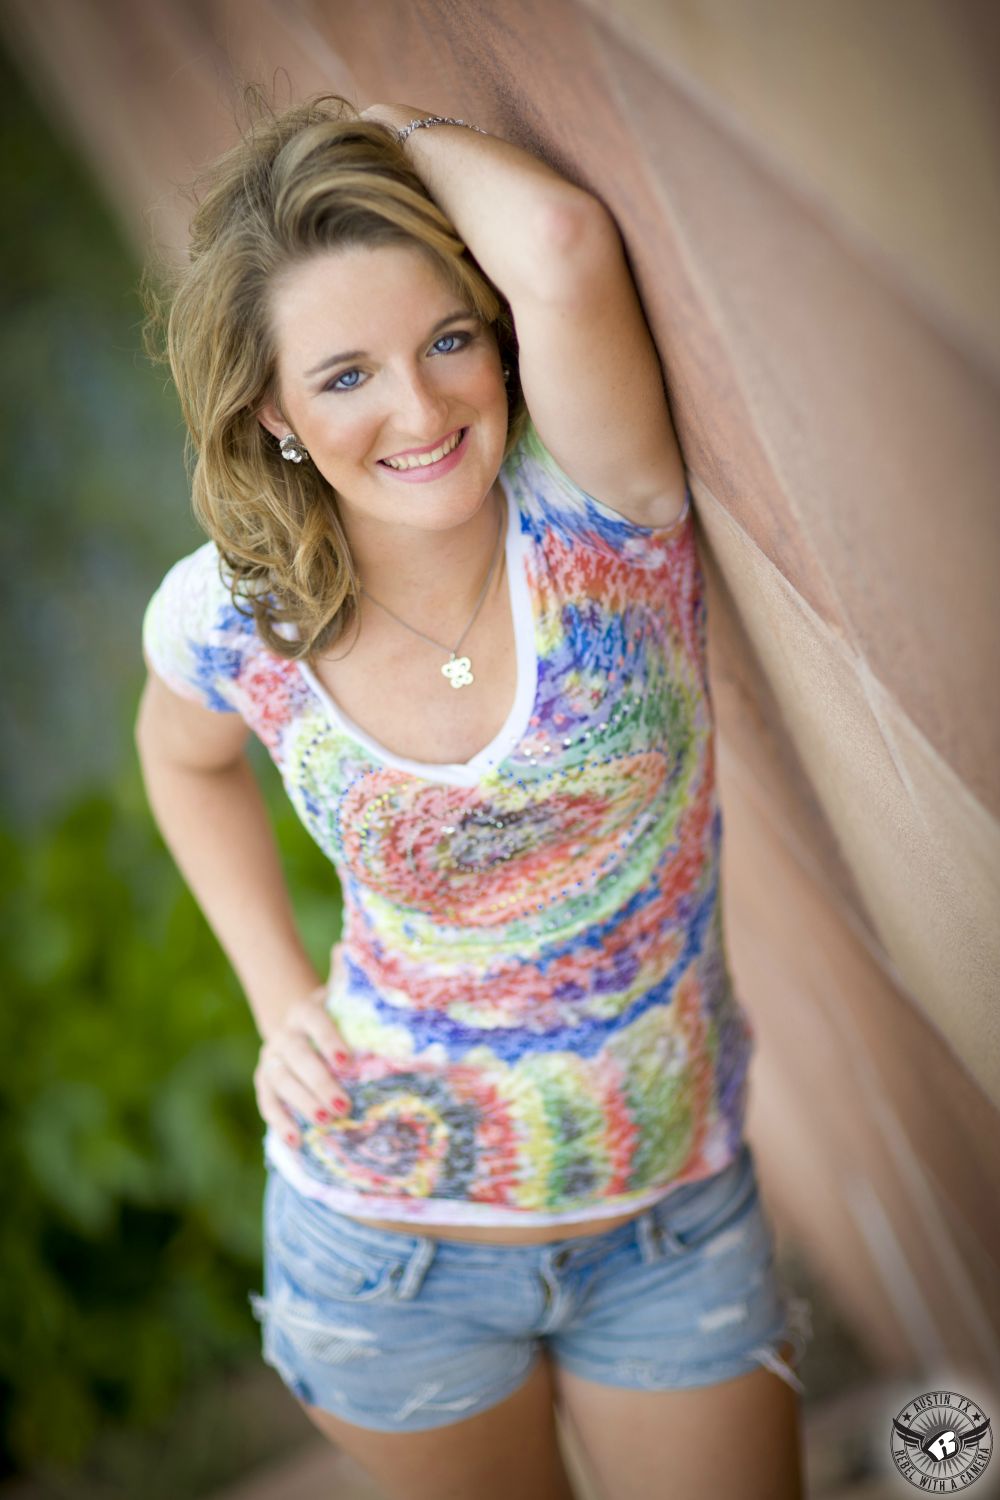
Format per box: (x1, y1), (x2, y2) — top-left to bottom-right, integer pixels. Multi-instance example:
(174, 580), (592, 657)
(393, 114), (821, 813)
(141, 418), (756, 1226)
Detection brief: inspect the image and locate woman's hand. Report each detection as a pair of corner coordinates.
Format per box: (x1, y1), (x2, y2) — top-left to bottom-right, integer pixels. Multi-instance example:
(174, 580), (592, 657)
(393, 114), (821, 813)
(252, 944), (353, 1149)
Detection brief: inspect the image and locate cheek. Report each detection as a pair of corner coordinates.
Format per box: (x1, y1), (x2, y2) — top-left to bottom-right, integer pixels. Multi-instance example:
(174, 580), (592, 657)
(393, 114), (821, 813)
(466, 357), (508, 409)
(315, 407), (381, 455)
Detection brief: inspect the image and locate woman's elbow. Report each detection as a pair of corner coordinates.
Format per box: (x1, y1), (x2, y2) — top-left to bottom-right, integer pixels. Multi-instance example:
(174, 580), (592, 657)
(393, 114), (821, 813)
(532, 193), (619, 302)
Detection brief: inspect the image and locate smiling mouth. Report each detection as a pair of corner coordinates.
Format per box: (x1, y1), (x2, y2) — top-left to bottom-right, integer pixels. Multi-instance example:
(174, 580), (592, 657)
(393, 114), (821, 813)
(378, 428), (467, 470)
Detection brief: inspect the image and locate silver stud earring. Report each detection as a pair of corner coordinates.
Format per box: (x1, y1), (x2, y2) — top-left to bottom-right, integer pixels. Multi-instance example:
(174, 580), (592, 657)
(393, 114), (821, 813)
(502, 364), (511, 382)
(279, 433), (309, 463)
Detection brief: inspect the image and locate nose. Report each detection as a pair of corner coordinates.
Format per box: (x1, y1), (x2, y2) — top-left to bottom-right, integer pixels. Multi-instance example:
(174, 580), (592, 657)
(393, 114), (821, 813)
(391, 363), (451, 439)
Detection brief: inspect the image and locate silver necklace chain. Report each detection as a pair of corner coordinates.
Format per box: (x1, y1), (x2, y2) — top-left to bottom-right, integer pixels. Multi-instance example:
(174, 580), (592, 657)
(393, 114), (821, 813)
(359, 500), (505, 690)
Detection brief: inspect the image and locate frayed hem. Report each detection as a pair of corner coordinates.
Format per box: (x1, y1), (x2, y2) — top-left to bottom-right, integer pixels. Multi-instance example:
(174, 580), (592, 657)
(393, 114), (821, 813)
(748, 1293), (813, 1396)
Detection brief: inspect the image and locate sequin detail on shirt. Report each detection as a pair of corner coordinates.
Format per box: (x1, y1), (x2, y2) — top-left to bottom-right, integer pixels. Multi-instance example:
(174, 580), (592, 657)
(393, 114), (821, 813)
(142, 420), (755, 1226)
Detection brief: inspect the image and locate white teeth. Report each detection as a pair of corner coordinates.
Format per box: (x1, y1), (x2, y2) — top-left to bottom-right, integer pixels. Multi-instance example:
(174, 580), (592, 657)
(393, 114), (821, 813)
(383, 430), (463, 470)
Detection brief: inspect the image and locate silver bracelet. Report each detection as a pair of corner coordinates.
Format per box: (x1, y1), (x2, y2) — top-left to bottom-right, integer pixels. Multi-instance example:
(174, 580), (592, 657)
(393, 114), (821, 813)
(396, 115), (490, 145)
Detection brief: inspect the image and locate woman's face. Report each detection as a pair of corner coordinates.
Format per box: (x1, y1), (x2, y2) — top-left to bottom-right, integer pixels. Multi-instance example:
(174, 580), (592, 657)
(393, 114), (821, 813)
(257, 242), (510, 536)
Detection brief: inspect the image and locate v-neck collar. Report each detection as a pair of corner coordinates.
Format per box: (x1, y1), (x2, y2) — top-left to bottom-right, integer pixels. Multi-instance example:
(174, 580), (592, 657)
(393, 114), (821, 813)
(294, 470), (538, 788)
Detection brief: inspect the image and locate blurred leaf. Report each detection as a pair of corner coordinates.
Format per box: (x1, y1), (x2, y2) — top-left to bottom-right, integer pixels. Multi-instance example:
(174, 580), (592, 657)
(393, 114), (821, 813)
(0, 36), (346, 1488)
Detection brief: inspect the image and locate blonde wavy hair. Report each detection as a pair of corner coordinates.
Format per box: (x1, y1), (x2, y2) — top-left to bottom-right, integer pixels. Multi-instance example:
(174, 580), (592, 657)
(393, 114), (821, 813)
(141, 89), (528, 660)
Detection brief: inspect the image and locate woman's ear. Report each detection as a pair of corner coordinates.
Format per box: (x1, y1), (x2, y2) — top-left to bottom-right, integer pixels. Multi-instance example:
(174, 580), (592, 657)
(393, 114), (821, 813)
(256, 395), (287, 441)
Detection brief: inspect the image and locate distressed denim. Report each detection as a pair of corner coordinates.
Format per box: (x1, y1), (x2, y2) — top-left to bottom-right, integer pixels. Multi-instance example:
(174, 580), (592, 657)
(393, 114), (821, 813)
(248, 1140), (813, 1433)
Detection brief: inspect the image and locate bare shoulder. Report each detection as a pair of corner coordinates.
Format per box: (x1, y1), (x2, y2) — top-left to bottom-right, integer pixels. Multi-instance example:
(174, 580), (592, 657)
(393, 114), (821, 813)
(508, 196), (689, 528)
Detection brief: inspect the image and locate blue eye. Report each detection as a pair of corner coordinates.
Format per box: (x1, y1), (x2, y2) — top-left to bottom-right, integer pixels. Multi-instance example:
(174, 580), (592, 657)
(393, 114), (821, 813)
(330, 368), (362, 391)
(323, 330), (473, 393)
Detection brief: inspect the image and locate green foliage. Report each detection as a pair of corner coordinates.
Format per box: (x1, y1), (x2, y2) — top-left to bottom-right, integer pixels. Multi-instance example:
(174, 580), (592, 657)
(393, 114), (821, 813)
(0, 31), (347, 1490)
(0, 756), (342, 1474)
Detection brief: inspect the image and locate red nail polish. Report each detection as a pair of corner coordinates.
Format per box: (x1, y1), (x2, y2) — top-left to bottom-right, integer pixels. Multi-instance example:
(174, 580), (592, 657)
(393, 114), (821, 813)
(315, 1109), (332, 1122)
(286, 1131), (299, 1146)
(334, 1051), (349, 1067)
(333, 1098), (349, 1114)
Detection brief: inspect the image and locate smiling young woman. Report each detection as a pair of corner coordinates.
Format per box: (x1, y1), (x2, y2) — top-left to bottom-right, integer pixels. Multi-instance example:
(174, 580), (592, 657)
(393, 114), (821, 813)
(136, 89), (810, 1500)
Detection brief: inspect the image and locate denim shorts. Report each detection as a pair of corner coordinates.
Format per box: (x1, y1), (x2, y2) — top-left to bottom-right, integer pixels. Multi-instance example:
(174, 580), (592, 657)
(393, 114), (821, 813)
(247, 1140), (813, 1433)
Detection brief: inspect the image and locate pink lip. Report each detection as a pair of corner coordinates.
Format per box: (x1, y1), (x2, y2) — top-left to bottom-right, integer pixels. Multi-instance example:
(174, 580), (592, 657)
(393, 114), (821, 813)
(381, 427), (463, 461)
(377, 427), (469, 484)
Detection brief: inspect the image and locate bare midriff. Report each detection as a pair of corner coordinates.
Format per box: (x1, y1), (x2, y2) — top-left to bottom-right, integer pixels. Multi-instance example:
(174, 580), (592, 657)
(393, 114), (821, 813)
(344, 1206), (649, 1245)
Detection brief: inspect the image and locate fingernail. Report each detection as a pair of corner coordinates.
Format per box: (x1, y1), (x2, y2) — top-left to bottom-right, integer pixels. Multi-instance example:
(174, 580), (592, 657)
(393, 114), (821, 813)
(333, 1098), (349, 1114)
(315, 1109), (332, 1122)
(286, 1131), (299, 1146)
(334, 1051), (349, 1067)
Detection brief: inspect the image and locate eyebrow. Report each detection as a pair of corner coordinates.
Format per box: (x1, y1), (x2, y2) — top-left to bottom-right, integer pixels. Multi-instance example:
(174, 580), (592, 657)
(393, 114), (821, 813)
(303, 310), (477, 379)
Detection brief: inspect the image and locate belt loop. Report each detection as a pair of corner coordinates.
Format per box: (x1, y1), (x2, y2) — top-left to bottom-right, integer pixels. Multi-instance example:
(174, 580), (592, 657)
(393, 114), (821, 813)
(636, 1210), (666, 1263)
(392, 1234), (438, 1300)
(636, 1207), (687, 1261)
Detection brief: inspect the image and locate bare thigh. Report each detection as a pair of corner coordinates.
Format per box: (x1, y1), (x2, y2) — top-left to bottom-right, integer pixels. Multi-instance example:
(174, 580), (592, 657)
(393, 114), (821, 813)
(300, 1347), (576, 1500)
(554, 1341), (805, 1500)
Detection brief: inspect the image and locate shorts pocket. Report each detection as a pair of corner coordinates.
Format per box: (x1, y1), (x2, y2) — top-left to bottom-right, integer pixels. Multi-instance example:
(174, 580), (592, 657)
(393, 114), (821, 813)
(267, 1170), (405, 1302)
(651, 1144), (759, 1253)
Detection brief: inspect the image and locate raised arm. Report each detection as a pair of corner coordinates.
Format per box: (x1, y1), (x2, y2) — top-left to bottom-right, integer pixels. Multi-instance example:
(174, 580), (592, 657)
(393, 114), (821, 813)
(360, 101), (601, 303)
(364, 102), (688, 527)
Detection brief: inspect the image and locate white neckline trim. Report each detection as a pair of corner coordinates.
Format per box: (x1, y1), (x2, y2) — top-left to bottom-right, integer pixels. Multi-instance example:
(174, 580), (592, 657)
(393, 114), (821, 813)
(295, 473), (537, 788)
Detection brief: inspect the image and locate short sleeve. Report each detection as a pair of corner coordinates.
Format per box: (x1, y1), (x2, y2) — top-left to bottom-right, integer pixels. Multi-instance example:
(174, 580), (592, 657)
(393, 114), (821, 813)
(141, 542), (246, 714)
(511, 416), (693, 567)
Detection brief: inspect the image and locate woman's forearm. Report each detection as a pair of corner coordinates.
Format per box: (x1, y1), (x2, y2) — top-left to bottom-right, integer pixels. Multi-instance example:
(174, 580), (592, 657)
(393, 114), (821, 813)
(138, 751), (324, 1042)
(364, 102), (601, 301)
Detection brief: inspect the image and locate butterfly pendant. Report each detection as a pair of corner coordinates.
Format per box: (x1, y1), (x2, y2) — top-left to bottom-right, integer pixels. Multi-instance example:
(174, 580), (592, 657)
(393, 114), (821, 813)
(441, 655), (474, 689)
